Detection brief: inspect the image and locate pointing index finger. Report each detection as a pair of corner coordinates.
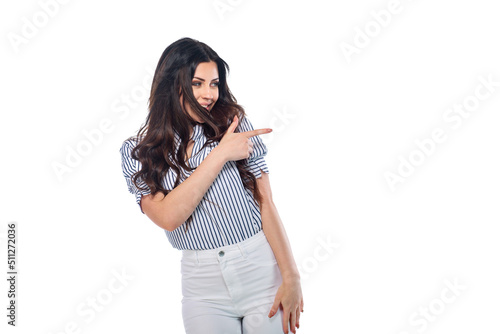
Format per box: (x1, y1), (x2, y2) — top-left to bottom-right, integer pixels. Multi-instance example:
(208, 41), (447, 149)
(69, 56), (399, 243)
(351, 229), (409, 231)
(243, 128), (272, 138)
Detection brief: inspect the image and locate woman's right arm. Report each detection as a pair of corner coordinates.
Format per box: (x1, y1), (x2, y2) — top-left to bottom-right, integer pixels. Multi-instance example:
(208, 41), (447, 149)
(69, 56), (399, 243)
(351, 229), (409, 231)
(141, 115), (272, 232)
(141, 145), (227, 231)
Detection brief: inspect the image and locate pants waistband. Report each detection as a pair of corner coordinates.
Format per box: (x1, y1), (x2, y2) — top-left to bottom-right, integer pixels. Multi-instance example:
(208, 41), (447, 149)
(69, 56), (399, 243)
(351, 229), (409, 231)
(181, 230), (267, 263)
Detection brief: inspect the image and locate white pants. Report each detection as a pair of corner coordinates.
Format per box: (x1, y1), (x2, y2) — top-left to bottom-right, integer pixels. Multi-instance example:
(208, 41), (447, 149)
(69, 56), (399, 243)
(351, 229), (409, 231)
(180, 230), (288, 333)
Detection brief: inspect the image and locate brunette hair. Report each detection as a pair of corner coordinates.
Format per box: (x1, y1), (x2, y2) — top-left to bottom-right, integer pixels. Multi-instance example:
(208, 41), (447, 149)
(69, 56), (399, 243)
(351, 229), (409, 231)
(126, 37), (263, 232)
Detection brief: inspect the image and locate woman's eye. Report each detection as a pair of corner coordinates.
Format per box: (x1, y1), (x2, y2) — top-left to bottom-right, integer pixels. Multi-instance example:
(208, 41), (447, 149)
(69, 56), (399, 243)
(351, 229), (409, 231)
(192, 81), (218, 87)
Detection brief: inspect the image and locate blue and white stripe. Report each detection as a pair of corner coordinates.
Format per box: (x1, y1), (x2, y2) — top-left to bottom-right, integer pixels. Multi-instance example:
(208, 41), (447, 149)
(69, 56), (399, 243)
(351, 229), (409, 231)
(119, 116), (270, 250)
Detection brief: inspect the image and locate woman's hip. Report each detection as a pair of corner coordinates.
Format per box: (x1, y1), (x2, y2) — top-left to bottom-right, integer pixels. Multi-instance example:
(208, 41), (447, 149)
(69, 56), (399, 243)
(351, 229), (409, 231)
(180, 230), (282, 310)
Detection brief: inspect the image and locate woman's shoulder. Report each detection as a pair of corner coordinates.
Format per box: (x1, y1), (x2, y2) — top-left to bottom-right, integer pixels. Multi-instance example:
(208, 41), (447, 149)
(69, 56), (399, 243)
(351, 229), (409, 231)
(120, 134), (147, 148)
(119, 135), (145, 161)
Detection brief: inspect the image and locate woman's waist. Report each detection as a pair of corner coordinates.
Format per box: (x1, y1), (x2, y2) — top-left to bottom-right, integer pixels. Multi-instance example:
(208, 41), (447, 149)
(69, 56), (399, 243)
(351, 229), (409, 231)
(181, 229), (267, 263)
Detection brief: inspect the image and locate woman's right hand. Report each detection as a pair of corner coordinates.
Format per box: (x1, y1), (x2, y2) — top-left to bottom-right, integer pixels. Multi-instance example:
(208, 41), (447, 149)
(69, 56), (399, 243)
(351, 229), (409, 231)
(217, 115), (272, 162)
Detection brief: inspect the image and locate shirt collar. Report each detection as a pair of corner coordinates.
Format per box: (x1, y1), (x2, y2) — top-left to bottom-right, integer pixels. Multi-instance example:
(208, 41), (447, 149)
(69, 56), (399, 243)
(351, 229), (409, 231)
(173, 123), (204, 147)
(190, 123), (204, 141)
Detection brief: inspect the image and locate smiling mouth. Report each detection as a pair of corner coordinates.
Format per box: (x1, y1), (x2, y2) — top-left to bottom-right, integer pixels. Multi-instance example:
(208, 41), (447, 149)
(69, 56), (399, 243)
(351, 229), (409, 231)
(200, 103), (212, 110)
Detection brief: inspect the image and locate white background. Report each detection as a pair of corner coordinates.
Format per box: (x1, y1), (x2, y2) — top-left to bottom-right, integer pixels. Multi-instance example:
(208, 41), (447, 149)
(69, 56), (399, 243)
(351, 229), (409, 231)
(1, 0), (499, 333)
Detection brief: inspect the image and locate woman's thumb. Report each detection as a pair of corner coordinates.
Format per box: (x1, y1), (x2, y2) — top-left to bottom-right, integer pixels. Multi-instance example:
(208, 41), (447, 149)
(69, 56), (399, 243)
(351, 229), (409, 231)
(226, 115), (238, 134)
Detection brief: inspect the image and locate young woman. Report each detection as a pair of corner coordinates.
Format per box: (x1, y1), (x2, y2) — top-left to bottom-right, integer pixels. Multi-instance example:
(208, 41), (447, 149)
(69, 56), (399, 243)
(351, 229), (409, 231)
(119, 37), (304, 333)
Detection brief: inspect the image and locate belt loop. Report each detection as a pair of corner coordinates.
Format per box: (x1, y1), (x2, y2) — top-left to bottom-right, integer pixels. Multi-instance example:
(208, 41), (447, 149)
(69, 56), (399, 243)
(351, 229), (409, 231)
(195, 250), (199, 264)
(237, 240), (248, 258)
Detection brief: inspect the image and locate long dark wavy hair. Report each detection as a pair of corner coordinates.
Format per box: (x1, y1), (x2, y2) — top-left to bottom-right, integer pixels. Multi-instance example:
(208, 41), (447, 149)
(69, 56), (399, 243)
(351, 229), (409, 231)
(126, 37), (263, 233)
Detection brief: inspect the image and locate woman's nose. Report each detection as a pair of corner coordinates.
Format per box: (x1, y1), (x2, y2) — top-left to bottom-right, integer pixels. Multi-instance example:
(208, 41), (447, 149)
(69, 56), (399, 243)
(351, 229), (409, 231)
(202, 85), (213, 99)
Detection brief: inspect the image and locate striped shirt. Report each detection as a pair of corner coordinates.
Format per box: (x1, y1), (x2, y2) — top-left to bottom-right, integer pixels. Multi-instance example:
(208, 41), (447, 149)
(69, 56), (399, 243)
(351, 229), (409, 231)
(119, 115), (270, 250)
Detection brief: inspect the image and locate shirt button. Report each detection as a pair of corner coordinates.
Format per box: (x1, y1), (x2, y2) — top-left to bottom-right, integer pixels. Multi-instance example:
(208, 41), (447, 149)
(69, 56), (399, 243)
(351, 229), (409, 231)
(218, 250), (225, 257)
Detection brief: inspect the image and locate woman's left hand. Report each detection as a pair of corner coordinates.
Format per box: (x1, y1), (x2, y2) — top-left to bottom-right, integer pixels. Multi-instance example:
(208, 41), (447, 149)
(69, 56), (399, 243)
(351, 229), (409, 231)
(268, 277), (304, 333)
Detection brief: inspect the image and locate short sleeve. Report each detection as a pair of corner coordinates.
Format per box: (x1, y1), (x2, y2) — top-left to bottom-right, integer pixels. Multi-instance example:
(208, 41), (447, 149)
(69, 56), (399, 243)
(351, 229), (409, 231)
(236, 116), (270, 179)
(119, 139), (152, 214)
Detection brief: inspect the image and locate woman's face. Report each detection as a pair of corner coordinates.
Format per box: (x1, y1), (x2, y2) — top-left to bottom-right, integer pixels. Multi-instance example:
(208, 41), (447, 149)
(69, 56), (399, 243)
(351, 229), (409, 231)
(181, 61), (219, 123)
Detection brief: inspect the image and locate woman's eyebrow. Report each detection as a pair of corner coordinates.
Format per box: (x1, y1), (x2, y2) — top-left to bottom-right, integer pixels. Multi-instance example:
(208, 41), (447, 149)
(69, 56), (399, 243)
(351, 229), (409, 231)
(193, 77), (219, 81)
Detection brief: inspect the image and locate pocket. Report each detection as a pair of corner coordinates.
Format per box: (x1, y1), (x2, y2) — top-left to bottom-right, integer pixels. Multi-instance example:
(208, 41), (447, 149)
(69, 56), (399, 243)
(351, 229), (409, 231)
(180, 259), (200, 279)
(244, 242), (278, 267)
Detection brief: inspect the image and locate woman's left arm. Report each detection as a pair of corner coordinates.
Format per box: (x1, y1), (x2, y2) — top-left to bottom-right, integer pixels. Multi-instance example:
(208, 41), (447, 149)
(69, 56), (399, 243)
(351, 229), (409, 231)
(257, 171), (304, 334)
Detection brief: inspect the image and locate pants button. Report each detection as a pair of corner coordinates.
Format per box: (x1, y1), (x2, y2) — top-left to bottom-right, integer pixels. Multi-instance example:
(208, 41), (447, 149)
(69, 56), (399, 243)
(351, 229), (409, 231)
(218, 250), (225, 257)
